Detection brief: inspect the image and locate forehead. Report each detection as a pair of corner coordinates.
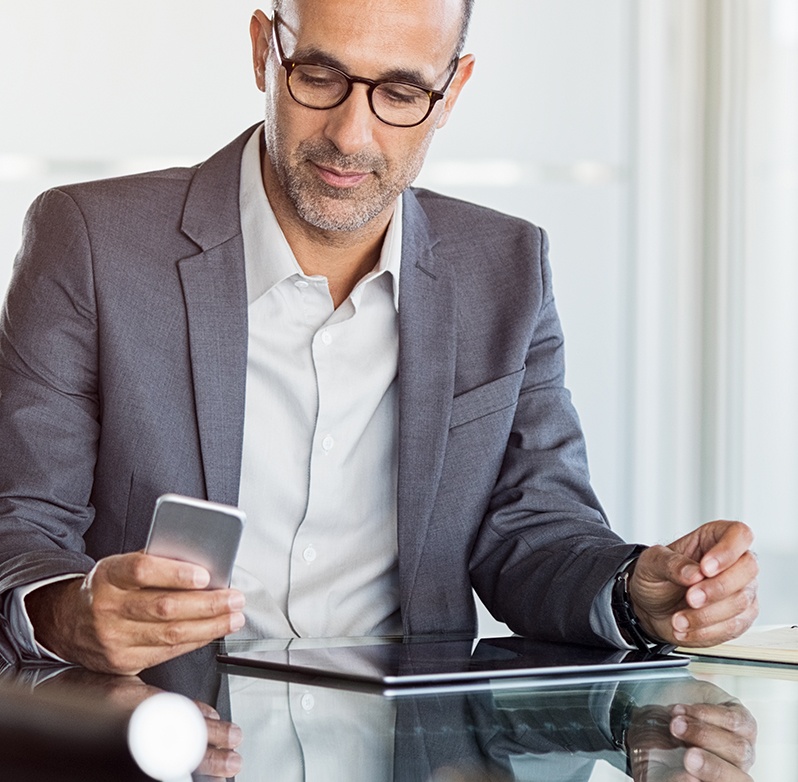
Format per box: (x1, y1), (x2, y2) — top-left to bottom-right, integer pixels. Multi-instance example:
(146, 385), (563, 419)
(279, 0), (462, 78)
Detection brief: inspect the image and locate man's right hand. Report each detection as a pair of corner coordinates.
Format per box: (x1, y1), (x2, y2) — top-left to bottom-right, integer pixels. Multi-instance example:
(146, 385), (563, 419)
(25, 553), (246, 675)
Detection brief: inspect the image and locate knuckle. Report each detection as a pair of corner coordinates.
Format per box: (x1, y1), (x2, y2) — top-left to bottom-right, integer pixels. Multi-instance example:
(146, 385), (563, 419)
(728, 613), (750, 639)
(724, 707), (746, 733)
(734, 589), (753, 613)
(152, 594), (178, 620)
(91, 591), (124, 623)
(213, 593), (235, 615)
(100, 637), (135, 674)
(129, 555), (151, 584)
(709, 577), (729, 600)
(161, 623), (187, 646)
(104, 648), (127, 673)
(730, 520), (754, 541)
(729, 735), (756, 769)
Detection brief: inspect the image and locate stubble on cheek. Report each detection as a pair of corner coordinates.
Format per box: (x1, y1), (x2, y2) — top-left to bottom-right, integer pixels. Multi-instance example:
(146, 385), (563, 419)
(263, 116), (437, 233)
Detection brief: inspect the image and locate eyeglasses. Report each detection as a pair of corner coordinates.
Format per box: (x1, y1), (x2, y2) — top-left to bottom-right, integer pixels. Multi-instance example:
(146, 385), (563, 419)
(270, 12), (458, 128)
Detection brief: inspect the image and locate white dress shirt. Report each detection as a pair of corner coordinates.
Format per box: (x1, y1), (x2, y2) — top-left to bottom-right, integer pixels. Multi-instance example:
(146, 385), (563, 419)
(232, 126), (403, 639)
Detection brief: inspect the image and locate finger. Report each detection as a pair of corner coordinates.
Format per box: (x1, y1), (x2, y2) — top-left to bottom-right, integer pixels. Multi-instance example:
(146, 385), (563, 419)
(672, 703), (757, 743)
(696, 522), (755, 578)
(195, 701), (221, 721)
(102, 680), (167, 712)
(669, 521), (754, 578)
(195, 746), (243, 779)
(636, 544), (704, 589)
(672, 586), (758, 645)
(205, 718), (243, 750)
(670, 715), (756, 770)
(126, 611), (246, 648)
(93, 637), (220, 676)
(682, 746), (753, 781)
(119, 588), (246, 623)
(92, 611), (245, 674)
(99, 552), (211, 591)
(683, 552), (758, 611)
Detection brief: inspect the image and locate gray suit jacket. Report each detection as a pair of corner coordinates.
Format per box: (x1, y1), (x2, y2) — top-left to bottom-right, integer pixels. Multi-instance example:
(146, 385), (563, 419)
(0, 126), (638, 663)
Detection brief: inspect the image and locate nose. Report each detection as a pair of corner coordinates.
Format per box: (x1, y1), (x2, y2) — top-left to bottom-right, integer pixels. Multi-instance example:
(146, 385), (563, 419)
(322, 83), (376, 156)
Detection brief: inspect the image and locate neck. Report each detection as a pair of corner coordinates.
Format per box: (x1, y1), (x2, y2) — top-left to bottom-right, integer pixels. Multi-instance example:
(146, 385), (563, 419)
(263, 166), (395, 309)
(287, 223), (389, 308)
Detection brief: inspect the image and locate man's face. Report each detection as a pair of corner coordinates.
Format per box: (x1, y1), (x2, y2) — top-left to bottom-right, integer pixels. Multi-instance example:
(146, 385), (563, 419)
(250, 0), (473, 236)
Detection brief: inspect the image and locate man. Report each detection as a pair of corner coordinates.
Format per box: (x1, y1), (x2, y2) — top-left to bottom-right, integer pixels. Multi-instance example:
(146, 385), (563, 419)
(0, 0), (758, 675)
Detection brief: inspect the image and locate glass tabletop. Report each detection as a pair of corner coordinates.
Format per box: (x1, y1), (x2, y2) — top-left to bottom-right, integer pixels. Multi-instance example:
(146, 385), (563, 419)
(1, 639), (788, 780)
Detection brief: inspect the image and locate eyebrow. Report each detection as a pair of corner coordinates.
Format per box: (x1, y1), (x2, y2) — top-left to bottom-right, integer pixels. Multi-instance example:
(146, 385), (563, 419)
(290, 45), (434, 88)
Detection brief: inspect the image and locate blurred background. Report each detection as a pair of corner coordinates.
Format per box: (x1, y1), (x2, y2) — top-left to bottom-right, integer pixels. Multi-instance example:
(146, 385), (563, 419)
(1, 0), (796, 628)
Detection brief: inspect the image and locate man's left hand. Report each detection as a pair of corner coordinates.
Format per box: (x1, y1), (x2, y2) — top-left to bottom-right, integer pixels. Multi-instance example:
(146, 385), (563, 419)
(629, 520), (758, 647)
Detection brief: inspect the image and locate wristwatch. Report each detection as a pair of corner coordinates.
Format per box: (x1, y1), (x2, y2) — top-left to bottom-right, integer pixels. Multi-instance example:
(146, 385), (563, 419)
(611, 559), (676, 654)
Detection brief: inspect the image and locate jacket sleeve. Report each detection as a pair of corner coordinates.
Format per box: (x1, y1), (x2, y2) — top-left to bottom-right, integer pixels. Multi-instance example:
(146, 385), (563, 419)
(469, 228), (640, 645)
(0, 188), (100, 607)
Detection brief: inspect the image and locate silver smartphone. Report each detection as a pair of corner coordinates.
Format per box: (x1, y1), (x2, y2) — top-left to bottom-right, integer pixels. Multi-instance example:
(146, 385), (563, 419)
(144, 494), (246, 589)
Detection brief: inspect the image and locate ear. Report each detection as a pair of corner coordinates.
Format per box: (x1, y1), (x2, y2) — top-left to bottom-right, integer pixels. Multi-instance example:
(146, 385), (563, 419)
(435, 54), (475, 129)
(250, 9), (273, 93)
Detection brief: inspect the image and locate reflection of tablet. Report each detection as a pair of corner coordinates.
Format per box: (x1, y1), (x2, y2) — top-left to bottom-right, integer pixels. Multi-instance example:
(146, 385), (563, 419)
(218, 636), (689, 690)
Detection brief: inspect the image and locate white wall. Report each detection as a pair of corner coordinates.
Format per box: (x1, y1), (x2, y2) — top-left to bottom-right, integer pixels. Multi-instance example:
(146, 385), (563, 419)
(1, 1), (796, 628)
(419, 0), (635, 535)
(0, 1), (262, 295)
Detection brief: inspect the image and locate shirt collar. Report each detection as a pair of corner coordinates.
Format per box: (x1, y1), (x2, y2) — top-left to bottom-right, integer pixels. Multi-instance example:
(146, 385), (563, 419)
(239, 125), (401, 311)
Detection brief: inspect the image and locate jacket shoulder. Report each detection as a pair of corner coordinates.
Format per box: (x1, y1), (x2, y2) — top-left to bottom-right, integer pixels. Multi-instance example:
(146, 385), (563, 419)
(50, 165), (197, 215)
(409, 187), (543, 239)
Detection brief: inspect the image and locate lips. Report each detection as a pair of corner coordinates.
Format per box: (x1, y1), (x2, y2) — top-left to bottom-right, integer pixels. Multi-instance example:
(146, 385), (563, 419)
(312, 162), (371, 189)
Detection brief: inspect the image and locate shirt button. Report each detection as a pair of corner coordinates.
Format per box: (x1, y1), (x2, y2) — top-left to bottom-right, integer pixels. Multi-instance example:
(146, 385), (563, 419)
(301, 693), (315, 711)
(294, 280), (309, 290)
(303, 546), (317, 563)
(322, 435), (334, 452)
(321, 329), (332, 346)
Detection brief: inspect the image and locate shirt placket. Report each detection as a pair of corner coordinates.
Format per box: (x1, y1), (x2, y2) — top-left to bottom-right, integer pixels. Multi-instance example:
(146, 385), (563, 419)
(287, 277), (344, 635)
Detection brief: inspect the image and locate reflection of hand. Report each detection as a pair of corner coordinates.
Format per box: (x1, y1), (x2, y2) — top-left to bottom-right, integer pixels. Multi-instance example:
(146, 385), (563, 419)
(669, 701), (756, 779)
(193, 701), (243, 780)
(34, 667), (164, 707)
(627, 698), (756, 781)
(630, 520), (758, 647)
(35, 670), (243, 779)
(25, 552), (246, 674)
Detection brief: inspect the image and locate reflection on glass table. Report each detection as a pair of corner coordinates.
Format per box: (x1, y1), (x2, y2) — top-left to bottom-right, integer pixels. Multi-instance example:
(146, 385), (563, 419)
(223, 669), (755, 781)
(0, 638), (765, 781)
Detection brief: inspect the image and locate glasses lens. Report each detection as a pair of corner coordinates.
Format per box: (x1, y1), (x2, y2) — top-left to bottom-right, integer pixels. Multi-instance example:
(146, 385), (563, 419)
(372, 83), (432, 126)
(288, 64), (349, 108)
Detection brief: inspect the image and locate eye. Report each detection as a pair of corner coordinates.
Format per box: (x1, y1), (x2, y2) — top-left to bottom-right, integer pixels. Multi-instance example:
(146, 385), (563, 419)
(377, 83), (427, 106)
(292, 65), (345, 90)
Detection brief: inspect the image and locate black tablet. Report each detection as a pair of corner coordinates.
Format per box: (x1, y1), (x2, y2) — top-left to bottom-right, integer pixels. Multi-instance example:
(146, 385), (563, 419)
(218, 636), (689, 690)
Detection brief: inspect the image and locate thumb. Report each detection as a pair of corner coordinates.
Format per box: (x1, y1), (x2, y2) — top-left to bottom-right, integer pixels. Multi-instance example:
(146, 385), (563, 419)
(637, 544), (704, 588)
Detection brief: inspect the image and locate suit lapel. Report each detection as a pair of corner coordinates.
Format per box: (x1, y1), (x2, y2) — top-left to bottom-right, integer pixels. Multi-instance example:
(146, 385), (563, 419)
(397, 190), (458, 601)
(177, 128), (254, 506)
(175, 141), (459, 551)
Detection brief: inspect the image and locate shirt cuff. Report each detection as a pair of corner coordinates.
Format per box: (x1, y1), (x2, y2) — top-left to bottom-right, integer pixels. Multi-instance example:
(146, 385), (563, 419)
(8, 575), (84, 664)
